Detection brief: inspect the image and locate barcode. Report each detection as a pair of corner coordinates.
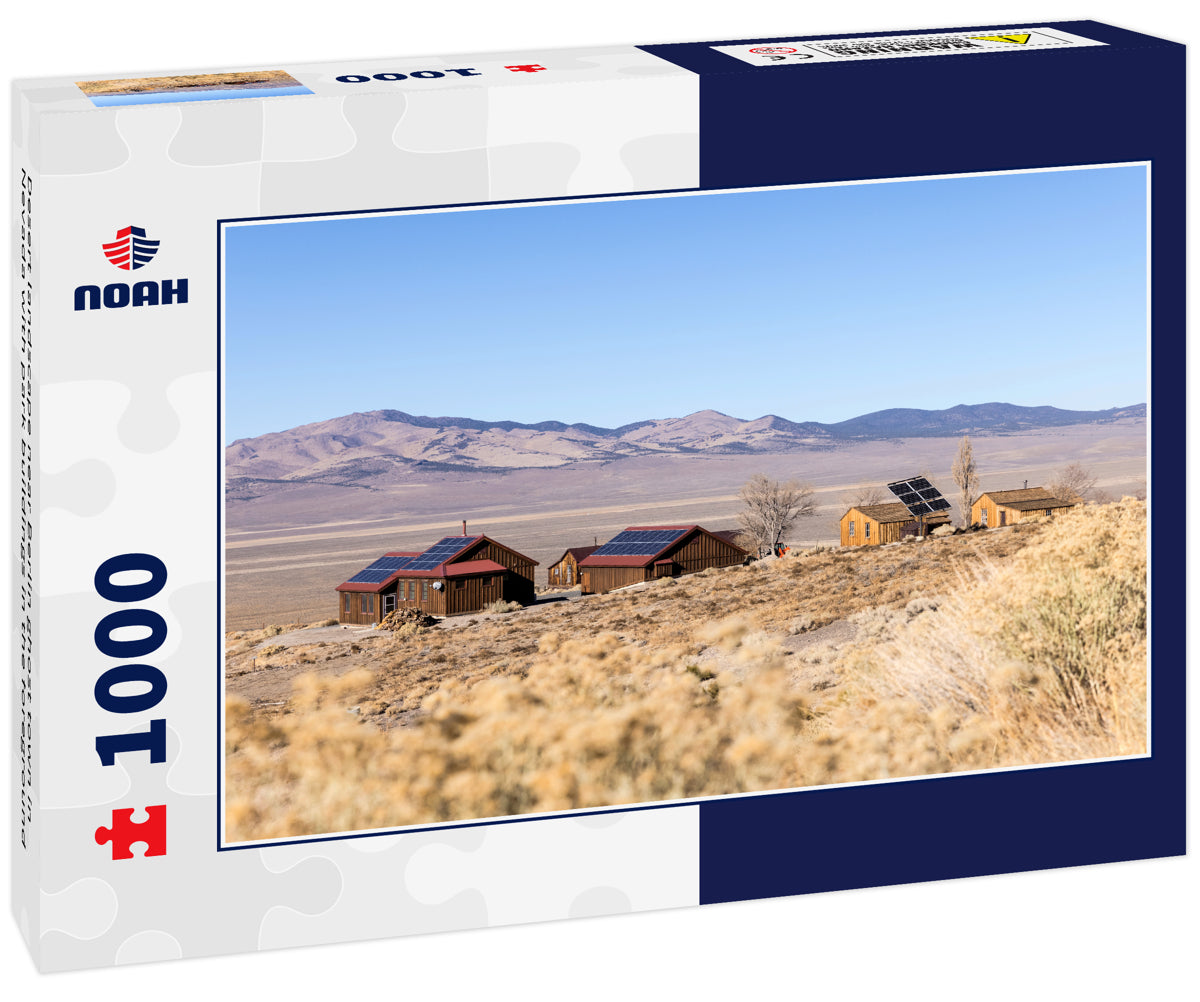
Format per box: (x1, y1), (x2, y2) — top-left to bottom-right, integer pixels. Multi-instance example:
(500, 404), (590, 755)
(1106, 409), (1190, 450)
(820, 39), (981, 56)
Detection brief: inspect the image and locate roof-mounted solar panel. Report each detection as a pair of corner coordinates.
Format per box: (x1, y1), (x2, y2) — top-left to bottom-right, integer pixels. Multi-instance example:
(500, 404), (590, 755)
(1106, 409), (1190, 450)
(405, 535), (481, 570)
(592, 527), (688, 557)
(347, 554), (415, 583)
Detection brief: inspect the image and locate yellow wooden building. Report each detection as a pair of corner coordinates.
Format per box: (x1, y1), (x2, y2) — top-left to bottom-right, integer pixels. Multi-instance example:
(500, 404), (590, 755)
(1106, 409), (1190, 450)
(840, 503), (951, 546)
(970, 487), (1079, 528)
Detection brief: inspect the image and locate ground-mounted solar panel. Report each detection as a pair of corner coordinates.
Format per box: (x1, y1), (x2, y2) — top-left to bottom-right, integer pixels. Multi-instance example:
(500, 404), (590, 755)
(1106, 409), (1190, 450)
(887, 477), (950, 520)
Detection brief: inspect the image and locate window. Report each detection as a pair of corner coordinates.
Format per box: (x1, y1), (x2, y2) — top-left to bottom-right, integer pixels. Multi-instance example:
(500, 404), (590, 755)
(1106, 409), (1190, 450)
(849, 521), (855, 538)
(422, 580), (429, 601)
(454, 579), (466, 590)
(362, 593), (374, 615)
(342, 592), (350, 614)
(1045, 508), (1053, 517)
(981, 509), (988, 526)
(407, 580), (415, 601)
(864, 522), (871, 540)
(383, 594), (396, 615)
(999, 510), (1007, 526)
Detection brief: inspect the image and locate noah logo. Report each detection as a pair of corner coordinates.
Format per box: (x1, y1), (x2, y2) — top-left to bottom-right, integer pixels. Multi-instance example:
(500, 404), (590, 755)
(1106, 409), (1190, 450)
(102, 225), (160, 270)
(74, 225), (188, 311)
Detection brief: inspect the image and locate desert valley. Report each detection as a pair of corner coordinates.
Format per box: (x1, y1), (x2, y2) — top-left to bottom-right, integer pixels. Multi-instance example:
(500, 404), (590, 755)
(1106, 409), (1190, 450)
(224, 402), (1146, 629)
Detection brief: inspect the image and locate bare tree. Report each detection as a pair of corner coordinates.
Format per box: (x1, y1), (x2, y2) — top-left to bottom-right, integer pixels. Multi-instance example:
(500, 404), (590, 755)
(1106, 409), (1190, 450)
(951, 436), (981, 527)
(1049, 461), (1098, 503)
(842, 484), (885, 508)
(737, 474), (816, 557)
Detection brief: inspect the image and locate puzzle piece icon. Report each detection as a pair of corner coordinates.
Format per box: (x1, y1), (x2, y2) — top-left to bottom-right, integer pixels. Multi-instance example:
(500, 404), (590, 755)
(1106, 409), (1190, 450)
(95, 806), (166, 860)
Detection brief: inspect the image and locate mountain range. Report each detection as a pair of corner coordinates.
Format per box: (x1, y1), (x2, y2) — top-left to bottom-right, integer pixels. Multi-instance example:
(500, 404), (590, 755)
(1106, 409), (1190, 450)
(225, 402), (1144, 497)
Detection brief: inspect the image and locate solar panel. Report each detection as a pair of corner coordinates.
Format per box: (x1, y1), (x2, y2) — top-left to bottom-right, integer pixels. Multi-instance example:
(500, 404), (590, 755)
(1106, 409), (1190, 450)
(592, 528), (688, 557)
(886, 477), (950, 520)
(405, 535), (481, 571)
(347, 554), (415, 584)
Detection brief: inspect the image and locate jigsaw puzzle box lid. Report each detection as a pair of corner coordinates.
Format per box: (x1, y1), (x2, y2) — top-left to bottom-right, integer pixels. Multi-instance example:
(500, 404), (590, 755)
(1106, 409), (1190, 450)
(11, 20), (1183, 971)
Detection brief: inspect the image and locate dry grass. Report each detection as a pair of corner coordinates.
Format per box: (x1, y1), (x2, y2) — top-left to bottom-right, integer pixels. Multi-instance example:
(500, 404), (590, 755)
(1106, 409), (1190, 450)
(225, 501), (1146, 840)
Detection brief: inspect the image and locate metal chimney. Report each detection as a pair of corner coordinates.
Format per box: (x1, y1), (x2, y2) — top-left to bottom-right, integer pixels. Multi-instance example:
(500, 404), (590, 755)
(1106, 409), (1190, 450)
(462, 520), (467, 536)
(1023, 480), (1028, 490)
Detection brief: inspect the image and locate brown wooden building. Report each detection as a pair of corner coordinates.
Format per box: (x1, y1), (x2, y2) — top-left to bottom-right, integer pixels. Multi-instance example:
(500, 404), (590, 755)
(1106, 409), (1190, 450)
(840, 503), (952, 547)
(546, 546), (598, 588)
(578, 525), (747, 595)
(970, 487), (1079, 528)
(336, 534), (538, 624)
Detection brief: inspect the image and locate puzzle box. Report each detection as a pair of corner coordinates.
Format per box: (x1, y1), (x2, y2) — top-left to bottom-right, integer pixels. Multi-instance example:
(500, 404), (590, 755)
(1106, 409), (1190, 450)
(11, 20), (1184, 971)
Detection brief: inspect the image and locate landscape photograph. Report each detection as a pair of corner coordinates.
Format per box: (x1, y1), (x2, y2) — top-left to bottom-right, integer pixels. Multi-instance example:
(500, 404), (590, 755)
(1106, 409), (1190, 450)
(221, 163), (1149, 842)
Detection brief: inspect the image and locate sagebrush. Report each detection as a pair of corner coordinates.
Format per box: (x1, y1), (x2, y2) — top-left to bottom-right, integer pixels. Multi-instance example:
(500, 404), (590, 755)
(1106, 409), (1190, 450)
(226, 500), (1146, 840)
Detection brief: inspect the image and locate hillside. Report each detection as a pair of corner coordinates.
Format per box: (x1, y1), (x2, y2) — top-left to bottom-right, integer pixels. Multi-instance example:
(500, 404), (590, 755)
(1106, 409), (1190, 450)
(224, 500), (1147, 840)
(225, 402), (1145, 496)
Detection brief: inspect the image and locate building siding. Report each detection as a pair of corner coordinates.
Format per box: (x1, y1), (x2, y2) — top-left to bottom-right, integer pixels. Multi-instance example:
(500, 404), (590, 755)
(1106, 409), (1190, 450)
(579, 529), (745, 594)
(337, 535), (538, 623)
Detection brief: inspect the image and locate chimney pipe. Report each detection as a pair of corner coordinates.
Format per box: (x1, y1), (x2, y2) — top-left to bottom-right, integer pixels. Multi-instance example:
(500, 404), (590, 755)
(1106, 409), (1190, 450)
(462, 520), (467, 536)
(1023, 480), (1028, 490)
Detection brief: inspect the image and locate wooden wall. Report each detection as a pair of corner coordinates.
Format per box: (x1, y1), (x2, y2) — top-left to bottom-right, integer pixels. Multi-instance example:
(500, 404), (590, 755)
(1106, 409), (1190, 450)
(459, 538), (537, 583)
(841, 511), (888, 546)
(337, 537), (538, 623)
(548, 554), (582, 587)
(580, 565), (650, 595)
(971, 497), (1072, 528)
(841, 511), (948, 546)
(581, 530), (745, 594)
(337, 590), (385, 625)
(669, 531), (745, 574)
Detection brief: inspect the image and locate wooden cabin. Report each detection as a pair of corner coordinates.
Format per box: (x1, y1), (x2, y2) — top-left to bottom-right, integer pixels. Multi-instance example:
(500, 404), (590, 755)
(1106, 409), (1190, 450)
(840, 503), (952, 547)
(578, 525), (747, 595)
(709, 528), (747, 548)
(971, 488), (1079, 528)
(546, 546), (598, 588)
(336, 534), (538, 623)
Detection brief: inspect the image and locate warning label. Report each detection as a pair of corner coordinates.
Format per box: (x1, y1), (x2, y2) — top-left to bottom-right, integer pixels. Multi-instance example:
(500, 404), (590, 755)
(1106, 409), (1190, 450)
(713, 27), (1105, 67)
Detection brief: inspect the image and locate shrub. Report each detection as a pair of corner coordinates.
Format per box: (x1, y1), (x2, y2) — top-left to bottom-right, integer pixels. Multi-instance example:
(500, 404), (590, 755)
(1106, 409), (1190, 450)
(788, 614), (816, 635)
(485, 599), (522, 614)
(225, 502), (1145, 841)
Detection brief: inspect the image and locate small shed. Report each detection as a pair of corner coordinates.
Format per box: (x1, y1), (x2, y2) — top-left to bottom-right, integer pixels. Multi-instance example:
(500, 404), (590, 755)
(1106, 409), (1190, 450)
(840, 503), (952, 547)
(546, 546), (599, 588)
(971, 488), (1079, 528)
(578, 525), (747, 595)
(336, 534), (538, 623)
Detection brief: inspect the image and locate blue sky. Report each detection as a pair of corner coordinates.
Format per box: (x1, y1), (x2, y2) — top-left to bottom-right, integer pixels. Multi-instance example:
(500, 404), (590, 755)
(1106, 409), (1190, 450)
(222, 165), (1147, 442)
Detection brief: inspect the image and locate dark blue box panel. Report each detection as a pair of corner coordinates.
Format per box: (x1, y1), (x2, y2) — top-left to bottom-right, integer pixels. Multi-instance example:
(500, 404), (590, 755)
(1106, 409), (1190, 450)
(642, 21), (1186, 905)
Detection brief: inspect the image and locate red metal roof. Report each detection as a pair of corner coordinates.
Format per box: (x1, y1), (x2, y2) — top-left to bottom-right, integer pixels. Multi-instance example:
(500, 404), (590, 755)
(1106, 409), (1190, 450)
(444, 559), (507, 577)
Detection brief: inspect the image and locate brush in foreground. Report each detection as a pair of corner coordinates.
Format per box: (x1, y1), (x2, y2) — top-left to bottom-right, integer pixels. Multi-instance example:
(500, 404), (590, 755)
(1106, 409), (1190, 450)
(225, 500), (1146, 840)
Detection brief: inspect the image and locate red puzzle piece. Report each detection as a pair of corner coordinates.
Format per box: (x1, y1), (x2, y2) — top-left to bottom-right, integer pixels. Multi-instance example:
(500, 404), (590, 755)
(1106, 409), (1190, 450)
(94, 805), (166, 860)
